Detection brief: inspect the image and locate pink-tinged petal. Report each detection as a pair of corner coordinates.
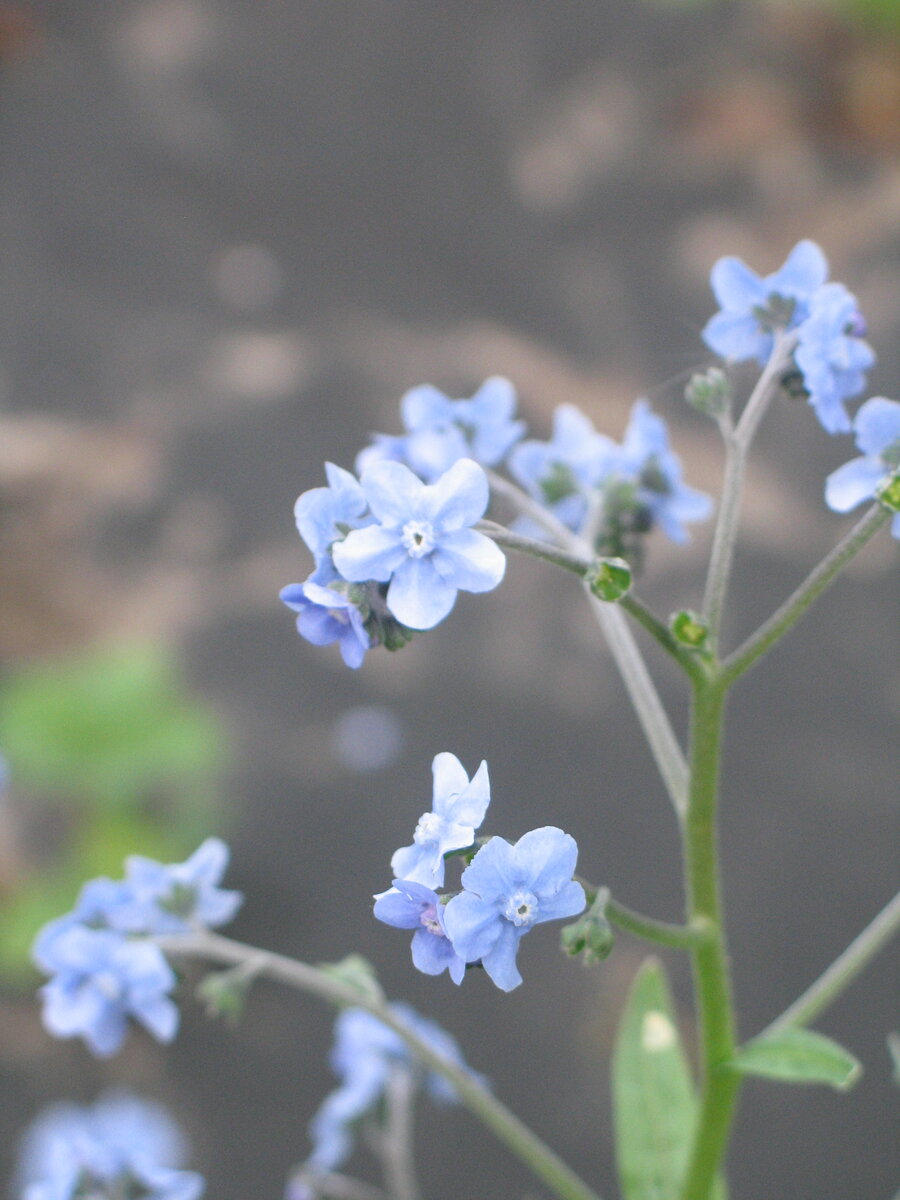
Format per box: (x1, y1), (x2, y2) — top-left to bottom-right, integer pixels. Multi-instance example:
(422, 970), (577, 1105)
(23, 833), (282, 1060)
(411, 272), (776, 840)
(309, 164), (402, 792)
(333, 525), (406, 582)
(423, 458), (490, 530)
(825, 457), (886, 513)
(386, 558), (457, 630)
(360, 460), (427, 525)
(431, 529), (506, 592)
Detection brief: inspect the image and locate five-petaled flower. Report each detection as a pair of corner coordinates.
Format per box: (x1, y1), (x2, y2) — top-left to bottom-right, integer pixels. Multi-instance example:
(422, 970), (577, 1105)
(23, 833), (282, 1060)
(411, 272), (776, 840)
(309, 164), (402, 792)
(390, 751), (490, 887)
(374, 879), (467, 984)
(443, 827), (586, 992)
(332, 458), (506, 630)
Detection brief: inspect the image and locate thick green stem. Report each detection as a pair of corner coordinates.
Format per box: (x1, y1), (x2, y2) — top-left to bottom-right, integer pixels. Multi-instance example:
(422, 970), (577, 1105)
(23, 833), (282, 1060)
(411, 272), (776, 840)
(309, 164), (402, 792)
(679, 678), (741, 1200)
(605, 895), (713, 950)
(160, 931), (604, 1200)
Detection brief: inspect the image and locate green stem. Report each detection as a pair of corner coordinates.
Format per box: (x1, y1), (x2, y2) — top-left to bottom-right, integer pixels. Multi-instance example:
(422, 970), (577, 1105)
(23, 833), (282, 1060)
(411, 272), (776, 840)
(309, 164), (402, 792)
(762, 889), (900, 1035)
(678, 678), (741, 1200)
(619, 594), (708, 681)
(477, 521), (592, 576)
(605, 895), (712, 950)
(381, 1068), (422, 1200)
(586, 593), (689, 820)
(703, 335), (793, 642)
(160, 931), (604, 1200)
(721, 502), (890, 684)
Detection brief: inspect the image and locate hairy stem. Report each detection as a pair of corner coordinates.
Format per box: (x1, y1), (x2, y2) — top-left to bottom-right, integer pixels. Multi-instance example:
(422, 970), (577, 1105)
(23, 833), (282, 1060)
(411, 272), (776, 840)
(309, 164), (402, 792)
(159, 931), (604, 1200)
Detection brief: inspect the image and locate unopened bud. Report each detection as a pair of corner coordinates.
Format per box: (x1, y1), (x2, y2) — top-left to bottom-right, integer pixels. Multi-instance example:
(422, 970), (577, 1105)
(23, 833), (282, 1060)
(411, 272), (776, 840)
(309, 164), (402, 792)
(670, 609), (710, 651)
(876, 472), (900, 514)
(197, 967), (253, 1026)
(586, 557), (632, 603)
(685, 367), (731, 418)
(562, 888), (615, 964)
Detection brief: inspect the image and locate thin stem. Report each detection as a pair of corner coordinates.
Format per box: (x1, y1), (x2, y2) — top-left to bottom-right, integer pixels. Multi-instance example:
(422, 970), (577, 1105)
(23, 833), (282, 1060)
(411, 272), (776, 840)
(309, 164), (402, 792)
(159, 931), (604, 1200)
(381, 1069), (422, 1200)
(619, 593), (707, 681)
(477, 521), (592, 576)
(762, 890), (900, 1035)
(485, 468), (573, 545)
(703, 335), (793, 641)
(586, 593), (689, 820)
(678, 678), (740, 1200)
(605, 895), (712, 950)
(721, 502), (890, 685)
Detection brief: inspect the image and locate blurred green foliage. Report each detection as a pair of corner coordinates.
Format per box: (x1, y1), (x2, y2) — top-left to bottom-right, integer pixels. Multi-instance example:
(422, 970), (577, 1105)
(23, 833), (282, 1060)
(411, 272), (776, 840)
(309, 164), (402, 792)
(654, 0), (900, 33)
(0, 644), (226, 983)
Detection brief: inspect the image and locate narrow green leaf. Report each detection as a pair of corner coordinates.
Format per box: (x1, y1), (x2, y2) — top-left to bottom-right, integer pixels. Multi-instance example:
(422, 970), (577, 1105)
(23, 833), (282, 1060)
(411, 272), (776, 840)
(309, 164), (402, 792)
(612, 958), (723, 1200)
(730, 1027), (862, 1091)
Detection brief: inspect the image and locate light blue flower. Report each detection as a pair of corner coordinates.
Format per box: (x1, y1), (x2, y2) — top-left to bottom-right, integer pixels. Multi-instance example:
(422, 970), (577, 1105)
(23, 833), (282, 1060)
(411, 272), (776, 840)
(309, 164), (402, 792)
(825, 397), (900, 538)
(357, 377), (525, 483)
(507, 404), (618, 531)
(331, 458), (505, 630)
(607, 400), (714, 544)
(373, 879), (467, 984)
(280, 577), (371, 668)
(34, 925), (178, 1057)
(293, 462), (374, 568)
(390, 752), (490, 887)
(443, 827), (585, 992)
(16, 1091), (203, 1200)
(115, 838), (243, 935)
(301, 1004), (479, 1178)
(702, 239), (829, 363)
(795, 283), (875, 434)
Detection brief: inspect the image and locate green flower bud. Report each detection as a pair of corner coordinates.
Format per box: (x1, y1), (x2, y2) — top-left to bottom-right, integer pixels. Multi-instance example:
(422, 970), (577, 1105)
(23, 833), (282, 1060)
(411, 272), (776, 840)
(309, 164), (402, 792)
(876, 471), (900, 514)
(562, 887), (615, 964)
(670, 609), (710, 651)
(586, 557), (632, 603)
(197, 967), (253, 1026)
(685, 367), (731, 419)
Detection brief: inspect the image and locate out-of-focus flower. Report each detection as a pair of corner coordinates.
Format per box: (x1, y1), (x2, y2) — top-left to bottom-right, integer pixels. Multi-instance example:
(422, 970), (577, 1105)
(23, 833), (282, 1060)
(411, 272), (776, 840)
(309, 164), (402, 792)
(795, 283), (875, 434)
(280, 578), (371, 669)
(825, 397), (900, 537)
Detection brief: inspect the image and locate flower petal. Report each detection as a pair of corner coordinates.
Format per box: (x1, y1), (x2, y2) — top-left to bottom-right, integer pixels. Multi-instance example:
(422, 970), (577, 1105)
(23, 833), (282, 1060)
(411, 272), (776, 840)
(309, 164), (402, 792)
(854, 397), (900, 457)
(332, 525), (406, 582)
(423, 458), (490, 530)
(442, 891), (502, 962)
(431, 529), (506, 593)
(386, 558), (457, 630)
(824, 457), (886, 513)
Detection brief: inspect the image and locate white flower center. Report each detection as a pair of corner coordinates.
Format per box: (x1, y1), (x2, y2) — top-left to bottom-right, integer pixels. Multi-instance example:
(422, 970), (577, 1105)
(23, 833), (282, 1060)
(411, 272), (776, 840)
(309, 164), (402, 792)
(401, 520), (436, 558)
(504, 888), (539, 928)
(413, 811), (444, 845)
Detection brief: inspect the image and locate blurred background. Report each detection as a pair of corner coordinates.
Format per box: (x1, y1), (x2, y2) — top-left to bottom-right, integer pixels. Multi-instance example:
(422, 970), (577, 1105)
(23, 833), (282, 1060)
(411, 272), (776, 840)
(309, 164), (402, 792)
(0, 1), (898, 1197)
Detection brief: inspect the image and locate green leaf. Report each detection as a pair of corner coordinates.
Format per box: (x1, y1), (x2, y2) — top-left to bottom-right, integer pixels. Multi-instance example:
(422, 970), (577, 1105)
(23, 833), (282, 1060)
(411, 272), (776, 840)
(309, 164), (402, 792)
(613, 959), (724, 1200)
(730, 1027), (862, 1091)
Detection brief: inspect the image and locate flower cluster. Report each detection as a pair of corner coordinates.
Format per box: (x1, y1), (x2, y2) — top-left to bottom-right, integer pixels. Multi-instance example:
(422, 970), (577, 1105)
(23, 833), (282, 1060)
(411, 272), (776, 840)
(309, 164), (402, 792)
(16, 1091), (204, 1200)
(374, 753), (585, 991)
(702, 239), (875, 434)
(32, 840), (241, 1056)
(281, 455), (506, 665)
(288, 1004), (481, 1198)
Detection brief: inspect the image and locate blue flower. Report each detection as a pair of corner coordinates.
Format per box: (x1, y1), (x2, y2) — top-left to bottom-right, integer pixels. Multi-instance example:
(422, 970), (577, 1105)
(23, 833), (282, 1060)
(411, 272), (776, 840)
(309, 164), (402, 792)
(508, 404), (618, 531)
(825, 397), (900, 537)
(702, 239), (829, 363)
(374, 879), (467, 984)
(300, 1005), (480, 1179)
(795, 283), (875, 434)
(115, 838), (243, 935)
(280, 577), (371, 668)
(293, 463), (374, 570)
(442, 827), (585, 991)
(356, 377), (525, 483)
(607, 400), (714, 544)
(33, 925), (178, 1057)
(389, 752), (490, 887)
(331, 458), (506, 630)
(16, 1091), (204, 1200)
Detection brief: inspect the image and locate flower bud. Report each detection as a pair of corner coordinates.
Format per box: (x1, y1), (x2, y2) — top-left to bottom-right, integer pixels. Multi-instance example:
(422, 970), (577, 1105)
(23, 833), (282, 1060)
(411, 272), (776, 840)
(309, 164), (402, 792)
(561, 888), (615, 964)
(670, 609), (710, 651)
(586, 557), (632, 603)
(685, 367), (731, 419)
(876, 471), (900, 514)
